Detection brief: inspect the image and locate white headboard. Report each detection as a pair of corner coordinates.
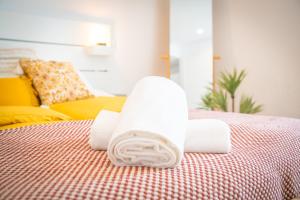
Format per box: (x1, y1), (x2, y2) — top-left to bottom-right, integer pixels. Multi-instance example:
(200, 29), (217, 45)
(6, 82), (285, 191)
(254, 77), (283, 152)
(0, 11), (116, 92)
(0, 11), (112, 47)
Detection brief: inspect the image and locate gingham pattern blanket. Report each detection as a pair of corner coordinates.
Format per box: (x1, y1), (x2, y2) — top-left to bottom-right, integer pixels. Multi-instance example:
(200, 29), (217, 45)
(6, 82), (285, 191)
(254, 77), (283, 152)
(1, 110), (300, 200)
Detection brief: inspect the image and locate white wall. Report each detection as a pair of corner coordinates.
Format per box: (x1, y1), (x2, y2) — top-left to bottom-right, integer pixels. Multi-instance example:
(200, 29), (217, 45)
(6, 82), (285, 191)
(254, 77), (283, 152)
(0, 0), (169, 94)
(213, 0), (300, 118)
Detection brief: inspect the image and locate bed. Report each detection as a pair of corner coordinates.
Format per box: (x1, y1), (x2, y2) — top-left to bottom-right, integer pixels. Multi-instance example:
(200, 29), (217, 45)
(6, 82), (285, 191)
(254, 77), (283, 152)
(1, 110), (299, 200)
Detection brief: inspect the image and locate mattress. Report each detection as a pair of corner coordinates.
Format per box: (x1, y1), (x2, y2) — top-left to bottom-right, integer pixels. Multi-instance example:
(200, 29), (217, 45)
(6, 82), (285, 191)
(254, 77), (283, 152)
(1, 110), (300, 199)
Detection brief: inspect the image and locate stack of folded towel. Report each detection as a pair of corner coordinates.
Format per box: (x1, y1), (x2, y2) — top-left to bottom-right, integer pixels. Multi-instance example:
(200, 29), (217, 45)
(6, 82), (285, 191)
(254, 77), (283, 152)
(89, 76), (231, 168)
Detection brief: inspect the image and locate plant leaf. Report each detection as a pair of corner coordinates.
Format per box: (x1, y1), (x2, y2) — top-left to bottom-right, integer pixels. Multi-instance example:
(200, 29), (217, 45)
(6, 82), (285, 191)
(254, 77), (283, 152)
(199, 90), (214, 110)
(218, 68), (246, 98)
(239, 95), (263, 114)
(211, 89), (228, 112)
(199, 84), (228, 111)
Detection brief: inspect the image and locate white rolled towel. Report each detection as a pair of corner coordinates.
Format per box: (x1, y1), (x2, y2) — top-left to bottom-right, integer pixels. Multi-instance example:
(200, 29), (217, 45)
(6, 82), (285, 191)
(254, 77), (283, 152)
(89, 110), (120, 150)
(107, 76), (188, 168)
(185, 119), (231, 153)
(90, 111), (231, 153)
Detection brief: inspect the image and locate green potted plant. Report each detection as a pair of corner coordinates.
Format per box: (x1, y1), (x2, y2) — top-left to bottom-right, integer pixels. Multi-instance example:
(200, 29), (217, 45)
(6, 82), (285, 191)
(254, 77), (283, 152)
(200, 68), (262, 114)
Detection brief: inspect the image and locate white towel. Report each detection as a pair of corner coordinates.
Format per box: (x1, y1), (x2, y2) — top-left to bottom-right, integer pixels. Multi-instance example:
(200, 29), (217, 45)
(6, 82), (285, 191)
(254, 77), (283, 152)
(185, 119), (231, 153)
(90, 111), (231, 154)
(107, 76), (188, 168)
(89, 110), (120, 150)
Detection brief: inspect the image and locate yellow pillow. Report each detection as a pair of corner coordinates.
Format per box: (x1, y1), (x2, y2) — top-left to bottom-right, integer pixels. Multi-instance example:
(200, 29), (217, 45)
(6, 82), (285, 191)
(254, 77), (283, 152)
(19, 58), (94, 105)
(0, 76), (39, 106)
(50, 96), (126, 120)
(0, 106), (71, 126)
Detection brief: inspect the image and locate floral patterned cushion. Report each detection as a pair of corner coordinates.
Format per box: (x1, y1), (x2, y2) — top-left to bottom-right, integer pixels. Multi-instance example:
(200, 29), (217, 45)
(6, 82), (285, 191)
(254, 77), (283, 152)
(20, 58), (94, 105)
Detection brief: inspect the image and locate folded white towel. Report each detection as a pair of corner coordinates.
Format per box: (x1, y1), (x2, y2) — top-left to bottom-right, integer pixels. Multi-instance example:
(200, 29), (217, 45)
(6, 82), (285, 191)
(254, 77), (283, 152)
(89, 110), (120, 150)
(90, 111), (231, 154)
(107, 76), (188, 168)
(185, 119), (231, 153)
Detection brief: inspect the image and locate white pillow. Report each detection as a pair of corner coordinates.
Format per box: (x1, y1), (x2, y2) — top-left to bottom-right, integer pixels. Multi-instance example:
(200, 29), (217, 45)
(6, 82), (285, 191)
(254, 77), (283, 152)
(0, 48), (36, 74)
(75, 67), (114, 97)
(93, 89), (115, 97)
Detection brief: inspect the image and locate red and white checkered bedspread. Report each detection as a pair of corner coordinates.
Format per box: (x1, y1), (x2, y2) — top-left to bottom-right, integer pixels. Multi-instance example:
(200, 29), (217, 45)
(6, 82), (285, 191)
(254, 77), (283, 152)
(1, 110), (300, 200)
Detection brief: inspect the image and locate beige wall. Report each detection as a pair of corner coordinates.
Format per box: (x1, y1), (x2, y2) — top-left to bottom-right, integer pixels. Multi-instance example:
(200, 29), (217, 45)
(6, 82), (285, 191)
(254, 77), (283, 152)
(213, 0), (300, 118)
